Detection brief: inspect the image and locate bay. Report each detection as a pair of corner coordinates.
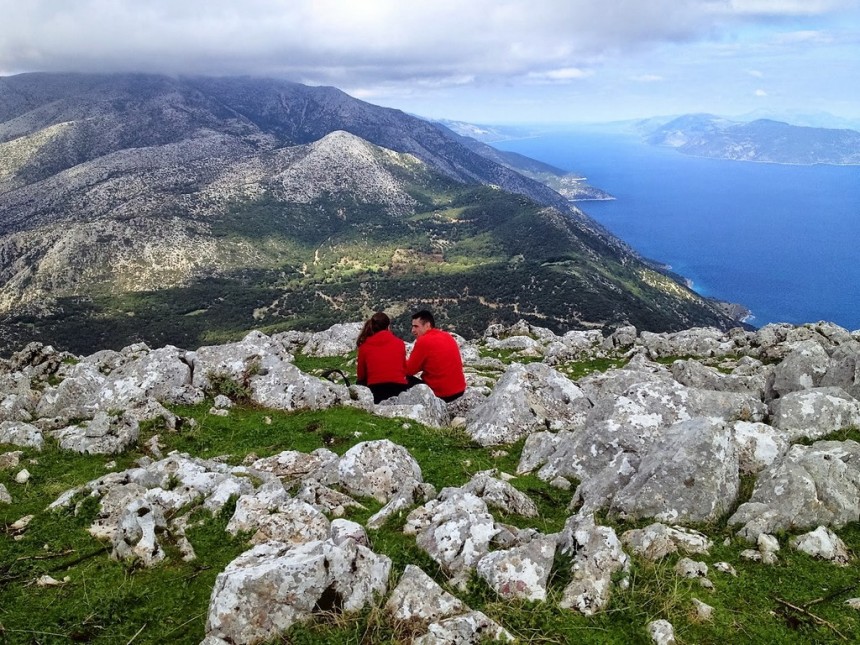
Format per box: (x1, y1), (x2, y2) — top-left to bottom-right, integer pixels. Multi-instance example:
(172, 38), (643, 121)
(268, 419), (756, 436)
(495, 130), (860, 330)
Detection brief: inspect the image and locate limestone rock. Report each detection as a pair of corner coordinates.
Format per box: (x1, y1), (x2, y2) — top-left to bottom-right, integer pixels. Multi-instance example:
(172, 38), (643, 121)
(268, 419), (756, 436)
(295, 479), (367, 516)
(213, 394), (232, 409)
(476, 534), (557, 601)
(558, 514), (630, 615)
(771, 340), (830, 396)
(0, 420), (44, 450)
(99, 345), (193, 406)
(713, 561), (737, 577)
(385, 564), (466, 623)
(768, 387), (860, 441)
(111, 498), (166, 567)
(647, 619), (677, 645)
(729, 440), (860, 539)
(821, 342), (860, 400)
(414, 612), (514, 644)
(50, 454), (255, 558)
(465, 362), (591, 446)
(35, 362), (106, 419)
(621, 523), (713, 561)
(205, 538), (391, 644)
(0, 483), (11, 504)
(191, 330), (356, 412)
(732, 421), (789, 474)
(51, 410), (140, 455)
(226, 482), (331, 546)
(0, 450), (22, 470)
(790, 526), (851, 565)
(462, 469), (539, 518)
(384, 563), (513, 643)
(365, 479), (435, 530)
(675, 557), (708, 579)
(302, 322), (362, 357)
(516, 431), (569, 476)
(606, 325), (637, 350)
(405, 489), (499, 584)
(251, 448), (338, 482)
(578, 417), (739, 523)
(671, 359), (768, 397)
(337, 439), (423, 503)
(329, 518), (368, 547)
(691, 598), (714, 622)
(375, 384), (450, 428)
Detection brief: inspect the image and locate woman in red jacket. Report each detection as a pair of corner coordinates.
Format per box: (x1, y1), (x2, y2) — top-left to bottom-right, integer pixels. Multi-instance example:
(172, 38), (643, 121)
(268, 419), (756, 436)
(356, 312), (410, 404)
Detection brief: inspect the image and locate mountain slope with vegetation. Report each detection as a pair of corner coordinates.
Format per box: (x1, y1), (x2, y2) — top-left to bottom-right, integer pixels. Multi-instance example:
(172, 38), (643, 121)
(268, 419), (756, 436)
(0, 73), (740, 355)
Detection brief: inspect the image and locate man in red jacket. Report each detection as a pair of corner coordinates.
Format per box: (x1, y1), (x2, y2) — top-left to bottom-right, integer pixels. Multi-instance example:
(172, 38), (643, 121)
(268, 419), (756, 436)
(406, 310), (466, 402)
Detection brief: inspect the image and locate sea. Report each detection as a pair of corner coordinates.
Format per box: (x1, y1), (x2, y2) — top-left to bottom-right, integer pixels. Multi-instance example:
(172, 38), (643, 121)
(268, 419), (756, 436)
(494, 129), (860, 330)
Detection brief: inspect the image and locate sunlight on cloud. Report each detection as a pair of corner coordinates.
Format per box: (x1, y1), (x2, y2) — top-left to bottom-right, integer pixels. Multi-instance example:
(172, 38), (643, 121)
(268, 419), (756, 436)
(526, 67), (593, 83)
(773, 30), (835, 44)
(727, 0), (851, 15)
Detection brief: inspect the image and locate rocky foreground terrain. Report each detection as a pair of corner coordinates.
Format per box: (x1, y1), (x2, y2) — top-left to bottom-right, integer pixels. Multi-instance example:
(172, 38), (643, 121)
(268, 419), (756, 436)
(2, 319), (860, 643)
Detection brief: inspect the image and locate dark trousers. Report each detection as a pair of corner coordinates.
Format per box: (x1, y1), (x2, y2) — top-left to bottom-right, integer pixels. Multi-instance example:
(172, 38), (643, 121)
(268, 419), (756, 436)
(367, 382), (411, 404)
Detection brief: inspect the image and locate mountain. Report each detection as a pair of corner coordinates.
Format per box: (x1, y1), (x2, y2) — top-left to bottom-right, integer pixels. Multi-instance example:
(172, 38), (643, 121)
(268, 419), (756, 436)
(647, 114), (860, 165)
(438, 128), (614, 202)
(734, 109), (860, 131)
(0, 72), (741, 355)
(430, 119), (533, 143)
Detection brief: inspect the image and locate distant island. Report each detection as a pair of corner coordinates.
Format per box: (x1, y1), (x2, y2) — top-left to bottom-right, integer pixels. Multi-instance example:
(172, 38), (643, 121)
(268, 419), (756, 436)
(646, 114), (860, 165)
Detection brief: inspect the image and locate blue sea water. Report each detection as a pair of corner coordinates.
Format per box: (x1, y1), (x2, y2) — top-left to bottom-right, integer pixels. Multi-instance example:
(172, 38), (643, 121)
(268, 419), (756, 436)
(495, 130), (860, 330)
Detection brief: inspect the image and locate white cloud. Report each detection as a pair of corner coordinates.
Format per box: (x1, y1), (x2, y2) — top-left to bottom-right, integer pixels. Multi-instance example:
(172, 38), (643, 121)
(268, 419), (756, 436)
(2, 0), (839, 84)
(772, 30), (835, 44)
(526, 67), (594, 83)
(725, 0), (854, 16)
(747, 69), (764, 77)
(0, 0), (857, 122)
(755, 88), (768, 96)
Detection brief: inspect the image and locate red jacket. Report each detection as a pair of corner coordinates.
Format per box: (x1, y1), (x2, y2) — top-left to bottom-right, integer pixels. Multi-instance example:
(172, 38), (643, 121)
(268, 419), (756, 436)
(357, 330), (408, 386)
(406, 328), (466, 398)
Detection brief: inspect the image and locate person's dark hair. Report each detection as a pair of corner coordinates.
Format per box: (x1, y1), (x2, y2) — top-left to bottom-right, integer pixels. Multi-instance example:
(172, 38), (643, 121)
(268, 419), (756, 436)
(356, 312), (390, 347)
(411, 309), (435, 327)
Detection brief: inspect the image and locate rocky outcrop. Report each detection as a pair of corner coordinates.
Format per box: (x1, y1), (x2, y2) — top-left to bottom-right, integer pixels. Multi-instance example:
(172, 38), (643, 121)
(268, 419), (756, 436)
(465, 362), (591, 446)
(205, 537), (392, 644)
(728, 440), (860, 540)
(6, 317), (860, 643)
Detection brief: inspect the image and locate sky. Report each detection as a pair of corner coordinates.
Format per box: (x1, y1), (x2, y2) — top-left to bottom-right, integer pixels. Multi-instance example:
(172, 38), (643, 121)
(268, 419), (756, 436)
(1, 0), (859, 124)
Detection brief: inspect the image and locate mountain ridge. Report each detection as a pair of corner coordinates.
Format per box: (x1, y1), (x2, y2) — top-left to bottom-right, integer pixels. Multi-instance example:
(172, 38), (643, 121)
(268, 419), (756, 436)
(0, 72), (742, 355)
(647, 113), (860, 165)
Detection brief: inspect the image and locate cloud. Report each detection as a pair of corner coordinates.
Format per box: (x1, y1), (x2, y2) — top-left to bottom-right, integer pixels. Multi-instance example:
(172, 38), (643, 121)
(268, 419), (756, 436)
(724, 0), (855, 16)
(526, 67), (594, 83)
(2, 0), (843, 83)
(747, 69), (764, 78)
(0, 0), (856, 119)
(772, 30), (835, 45)
(755, 88), (768, 96)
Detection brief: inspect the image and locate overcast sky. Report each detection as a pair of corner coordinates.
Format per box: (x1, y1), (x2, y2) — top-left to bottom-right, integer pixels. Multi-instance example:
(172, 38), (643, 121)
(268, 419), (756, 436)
(1, 0), (858, 124)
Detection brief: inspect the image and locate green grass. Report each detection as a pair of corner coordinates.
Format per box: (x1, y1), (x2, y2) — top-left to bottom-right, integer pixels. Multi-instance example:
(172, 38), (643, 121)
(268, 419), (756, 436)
(2, 404), (860, 644)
